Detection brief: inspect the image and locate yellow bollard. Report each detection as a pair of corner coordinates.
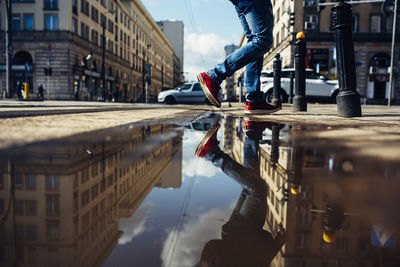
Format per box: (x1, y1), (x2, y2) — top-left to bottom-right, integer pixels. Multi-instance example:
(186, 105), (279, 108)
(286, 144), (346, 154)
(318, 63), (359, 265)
(23, 82), (29, 99)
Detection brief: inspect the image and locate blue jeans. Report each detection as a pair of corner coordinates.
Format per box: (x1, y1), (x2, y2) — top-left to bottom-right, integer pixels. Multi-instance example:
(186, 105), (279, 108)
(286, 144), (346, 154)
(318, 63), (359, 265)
(204, 128), (267, 231)
(206, 0), (274, 103)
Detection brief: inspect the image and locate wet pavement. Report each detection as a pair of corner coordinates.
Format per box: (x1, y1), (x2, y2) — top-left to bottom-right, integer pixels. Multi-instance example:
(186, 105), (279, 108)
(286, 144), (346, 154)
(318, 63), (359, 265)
(0, 112), (400, 267)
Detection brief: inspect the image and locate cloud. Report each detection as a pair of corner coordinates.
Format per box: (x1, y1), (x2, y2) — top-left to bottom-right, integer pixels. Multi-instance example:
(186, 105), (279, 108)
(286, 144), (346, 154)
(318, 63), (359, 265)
(160, 208), (231, 267)
(184, 32), (230, 82)
(183, 157), (220, 178)
(118, 202), (153, 245)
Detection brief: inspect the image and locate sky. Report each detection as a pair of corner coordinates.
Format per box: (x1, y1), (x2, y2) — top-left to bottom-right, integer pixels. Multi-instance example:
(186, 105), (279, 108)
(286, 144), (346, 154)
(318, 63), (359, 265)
(141, 0), (243, 82)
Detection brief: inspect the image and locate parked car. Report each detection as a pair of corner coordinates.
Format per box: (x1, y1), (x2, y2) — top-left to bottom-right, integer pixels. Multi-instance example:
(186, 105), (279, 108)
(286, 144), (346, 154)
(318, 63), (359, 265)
(260, 69), (339, 103)
(158, 82), (208, 104)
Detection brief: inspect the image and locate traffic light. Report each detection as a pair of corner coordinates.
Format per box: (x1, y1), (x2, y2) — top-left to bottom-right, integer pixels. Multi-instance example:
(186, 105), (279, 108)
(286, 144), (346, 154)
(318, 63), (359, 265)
(289, 12), (295, 26)
(283, 188), (290, 202)
(44, 67), (53, 76)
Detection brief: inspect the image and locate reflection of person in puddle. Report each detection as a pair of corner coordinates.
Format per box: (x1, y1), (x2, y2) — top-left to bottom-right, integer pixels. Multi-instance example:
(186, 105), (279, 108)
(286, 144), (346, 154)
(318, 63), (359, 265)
(195, 120), (285, 266)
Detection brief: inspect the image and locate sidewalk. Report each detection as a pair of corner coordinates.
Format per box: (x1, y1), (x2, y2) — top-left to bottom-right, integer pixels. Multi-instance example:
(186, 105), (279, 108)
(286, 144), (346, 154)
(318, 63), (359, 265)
(0, 101), (399, 160)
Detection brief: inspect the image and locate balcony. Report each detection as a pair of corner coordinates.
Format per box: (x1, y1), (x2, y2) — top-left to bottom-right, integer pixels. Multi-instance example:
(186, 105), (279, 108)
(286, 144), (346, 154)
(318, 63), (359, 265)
(44, 0), (58, 10)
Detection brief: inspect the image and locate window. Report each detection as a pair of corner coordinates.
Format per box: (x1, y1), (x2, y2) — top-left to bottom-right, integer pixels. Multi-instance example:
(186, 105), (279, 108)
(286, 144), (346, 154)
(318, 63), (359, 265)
(46, 221), (60, 240)
(26, 225), (37, 241)
(44, 0), (58, 10)
(15, 174), (23, 189)
(73, 17), (78, 34)
(24, 14), (34, 31)
(26, 174), (35, 189)
(46, 195), (60, 216)
(72, 0), (78, 14)
(46, 175), (59, 191)
(15, 200), (24, 215)
(81, 190), (89, 207)
(25, 200), (37, 216)
(352, 14), (359, 32)
(304, 15), (318, 31)
(81, 0), (89, 16)
(12, 14), (21, 31)
(101, 0), (106, 7)
(45, 15), (57, 31)
(91, 6), (98, 22)
(370, 14), (382, 32)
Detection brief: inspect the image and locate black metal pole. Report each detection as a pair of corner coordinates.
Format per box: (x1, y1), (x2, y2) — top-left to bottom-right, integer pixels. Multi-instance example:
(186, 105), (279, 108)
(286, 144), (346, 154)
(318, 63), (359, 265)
(6, 0), (13, 98)
(331, 0), (362, 117)
(289, 71), (294, 104)
(293, 32), (307, 112)
(272, 53), (282, 107)
(101, 22), (106, 102)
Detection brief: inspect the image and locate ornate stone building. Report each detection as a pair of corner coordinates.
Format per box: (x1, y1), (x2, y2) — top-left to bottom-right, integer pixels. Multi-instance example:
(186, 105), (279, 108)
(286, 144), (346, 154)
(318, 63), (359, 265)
(0, 0), (174, 101)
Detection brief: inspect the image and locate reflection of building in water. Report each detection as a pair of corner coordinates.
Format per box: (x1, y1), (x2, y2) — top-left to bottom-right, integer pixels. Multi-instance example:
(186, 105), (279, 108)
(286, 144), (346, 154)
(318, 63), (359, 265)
(0, 125), (183, 267)
(221, 119), (394, 266)
(155, 142), (182, 190)
(220, 115), (234, 153)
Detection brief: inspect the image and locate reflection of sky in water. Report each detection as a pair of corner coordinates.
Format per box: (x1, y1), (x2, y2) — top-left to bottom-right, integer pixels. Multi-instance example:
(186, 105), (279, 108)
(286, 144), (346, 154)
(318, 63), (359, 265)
(103, 128), (242, 267)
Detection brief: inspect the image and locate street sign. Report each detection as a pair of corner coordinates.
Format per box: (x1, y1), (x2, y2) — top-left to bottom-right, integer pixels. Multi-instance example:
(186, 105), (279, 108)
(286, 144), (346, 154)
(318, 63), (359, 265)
(371, 225), (395, 248)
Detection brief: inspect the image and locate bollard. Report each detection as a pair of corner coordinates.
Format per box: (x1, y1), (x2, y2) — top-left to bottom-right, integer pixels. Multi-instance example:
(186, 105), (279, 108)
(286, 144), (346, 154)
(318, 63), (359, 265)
(288, 144), (303, 195)
(331, 0), (362, 117)
(289, 71), (294, 104)
(272, 53), (282, 107)
(293, 32), (307, 112)
(23, 82), (29, 100)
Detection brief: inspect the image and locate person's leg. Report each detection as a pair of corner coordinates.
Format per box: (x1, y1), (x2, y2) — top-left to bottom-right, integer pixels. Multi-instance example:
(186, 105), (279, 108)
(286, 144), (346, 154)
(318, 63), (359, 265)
(206, 0), (273, 87)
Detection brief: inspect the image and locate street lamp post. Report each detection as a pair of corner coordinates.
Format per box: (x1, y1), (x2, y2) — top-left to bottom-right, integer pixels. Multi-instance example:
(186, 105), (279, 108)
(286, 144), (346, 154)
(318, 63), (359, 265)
(101, 21), (106, 101)
(86, 52), (93, 101)
(5, 0), (13, 98)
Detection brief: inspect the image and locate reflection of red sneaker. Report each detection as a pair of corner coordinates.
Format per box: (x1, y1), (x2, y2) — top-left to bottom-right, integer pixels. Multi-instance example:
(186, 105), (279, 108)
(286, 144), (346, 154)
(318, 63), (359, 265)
(195, 123), (220, 158)
(244, 119), (275, 130)
(197, 72), (221, 108)
(244, 101), (280, 115)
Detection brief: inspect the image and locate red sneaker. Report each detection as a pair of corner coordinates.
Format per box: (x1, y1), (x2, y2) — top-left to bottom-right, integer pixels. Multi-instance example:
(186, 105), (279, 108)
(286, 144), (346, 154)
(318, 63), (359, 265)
(195, 123), (220, 157)
(197, 72), (221, 108)
(244, 101), (280, 115)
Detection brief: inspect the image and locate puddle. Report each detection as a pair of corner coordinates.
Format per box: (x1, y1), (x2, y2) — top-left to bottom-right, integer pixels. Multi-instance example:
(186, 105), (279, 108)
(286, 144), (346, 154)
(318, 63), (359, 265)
(0, 113), (399, 266)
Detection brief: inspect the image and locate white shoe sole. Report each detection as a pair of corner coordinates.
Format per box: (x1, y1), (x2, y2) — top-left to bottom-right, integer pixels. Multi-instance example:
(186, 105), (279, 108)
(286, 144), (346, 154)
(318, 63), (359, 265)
(195, 123), (220, 157)
(197, 74), (221, 108)
(244, 107), (280, 115)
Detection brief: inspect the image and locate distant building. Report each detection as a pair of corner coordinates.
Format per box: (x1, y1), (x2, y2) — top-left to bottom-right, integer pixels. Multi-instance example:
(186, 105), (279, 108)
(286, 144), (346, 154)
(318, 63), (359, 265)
(0, 0), (174, 101)
(157, 20), (185, 87)
(221, 44), (237, 101)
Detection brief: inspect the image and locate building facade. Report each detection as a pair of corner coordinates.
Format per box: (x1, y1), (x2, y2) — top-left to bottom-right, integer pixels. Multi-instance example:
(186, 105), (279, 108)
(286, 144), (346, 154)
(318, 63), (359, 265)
(0, 123), (183, 266)
(235, 0), (400, 104)
(156, 20), (184, 87)
(0, 0), (174, 101)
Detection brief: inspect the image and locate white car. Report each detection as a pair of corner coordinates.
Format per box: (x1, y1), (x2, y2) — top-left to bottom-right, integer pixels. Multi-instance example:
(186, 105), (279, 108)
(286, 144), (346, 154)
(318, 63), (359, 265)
(260, 69), (339, 103)
(158, 82), (208, 104)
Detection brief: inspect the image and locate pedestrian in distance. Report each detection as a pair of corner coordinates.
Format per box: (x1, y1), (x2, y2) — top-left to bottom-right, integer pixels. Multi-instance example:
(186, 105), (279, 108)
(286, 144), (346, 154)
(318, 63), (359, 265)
(37, 84), (44, 101)
(197, 0), (293, 115)
(16, 82), (23, 99)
